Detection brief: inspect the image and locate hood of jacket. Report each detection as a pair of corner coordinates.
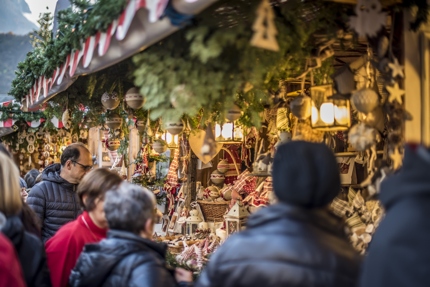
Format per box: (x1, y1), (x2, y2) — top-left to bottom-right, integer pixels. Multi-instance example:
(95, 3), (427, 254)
(380, 145), (430, 210)
(247, 202), (347, 237)
(1, 215), (24, 248)
(70, 229), (167, 286)
(42, 163), (76, 190)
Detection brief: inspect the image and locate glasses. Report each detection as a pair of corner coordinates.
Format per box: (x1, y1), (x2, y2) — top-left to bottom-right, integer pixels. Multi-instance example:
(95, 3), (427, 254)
(71, 160), (93, 172)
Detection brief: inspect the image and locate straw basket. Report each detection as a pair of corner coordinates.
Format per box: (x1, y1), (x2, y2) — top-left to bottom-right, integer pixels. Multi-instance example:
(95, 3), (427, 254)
(198, 200), (229, 222)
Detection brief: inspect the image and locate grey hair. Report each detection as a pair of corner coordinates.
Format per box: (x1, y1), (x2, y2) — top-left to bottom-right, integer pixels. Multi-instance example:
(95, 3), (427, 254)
(104, 182), (156, 234)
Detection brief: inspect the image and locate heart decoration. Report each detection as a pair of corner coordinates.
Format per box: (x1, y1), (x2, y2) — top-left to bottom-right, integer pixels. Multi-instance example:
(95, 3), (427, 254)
(189, 129), (223, 164)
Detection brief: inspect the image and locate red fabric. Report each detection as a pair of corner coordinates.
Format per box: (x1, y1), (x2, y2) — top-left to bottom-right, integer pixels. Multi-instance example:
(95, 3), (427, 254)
(45, 211), (107, 287)
(0, 233), (25, 287)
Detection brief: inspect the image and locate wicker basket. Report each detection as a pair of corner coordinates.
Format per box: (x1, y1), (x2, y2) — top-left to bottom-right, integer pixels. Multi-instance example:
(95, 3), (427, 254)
(198, 200), (229, 222)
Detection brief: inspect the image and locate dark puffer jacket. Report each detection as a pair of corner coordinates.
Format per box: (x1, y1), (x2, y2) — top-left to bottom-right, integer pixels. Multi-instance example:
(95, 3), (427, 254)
(360, 145), (430, 287)
(196, 203), (361, 287)
(70, 230), (182, 287)
(27, 163), (81, 242)
(1, 215), (51, 287)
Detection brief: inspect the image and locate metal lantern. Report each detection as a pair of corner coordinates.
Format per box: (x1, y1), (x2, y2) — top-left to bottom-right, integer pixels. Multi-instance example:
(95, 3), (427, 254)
(310, 85), (351, 131)
(125, 87), (145, 110)
(215, 122), (244, 143)
(161, 132), (179, 149)
(224, 201), (250, 236)
(101, 92), (120, 110)
(186, 209), (203, 236)
(105, 113), (123, 130)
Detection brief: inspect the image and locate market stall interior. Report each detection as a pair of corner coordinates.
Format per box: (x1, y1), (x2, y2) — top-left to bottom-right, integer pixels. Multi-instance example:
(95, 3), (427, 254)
(1, 0), (424, 273)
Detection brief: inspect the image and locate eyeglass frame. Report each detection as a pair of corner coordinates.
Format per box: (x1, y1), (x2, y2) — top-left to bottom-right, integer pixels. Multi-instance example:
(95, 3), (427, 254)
(71, 160), (93, 172)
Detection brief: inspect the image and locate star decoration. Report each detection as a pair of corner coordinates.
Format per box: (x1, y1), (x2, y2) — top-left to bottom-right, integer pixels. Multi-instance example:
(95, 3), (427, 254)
(386, 83), (405, 104)
(389, 148), (403, 170)
(388, 58), (404, 78)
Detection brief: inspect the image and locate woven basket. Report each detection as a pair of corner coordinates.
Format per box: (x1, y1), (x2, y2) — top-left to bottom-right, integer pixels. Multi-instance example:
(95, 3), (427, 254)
(198, 200), (229, 222)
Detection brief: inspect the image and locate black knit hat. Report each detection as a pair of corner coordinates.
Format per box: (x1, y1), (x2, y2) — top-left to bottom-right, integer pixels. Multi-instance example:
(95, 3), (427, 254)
(272, 141), (341, 208)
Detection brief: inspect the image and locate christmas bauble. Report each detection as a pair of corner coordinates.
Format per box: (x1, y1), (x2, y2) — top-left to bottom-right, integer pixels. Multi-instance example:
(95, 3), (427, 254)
(351, 88), (379, 114)
(101, 92), (120, 110)
(152, 140), (167, 154)
(210, 170), (225, 185)
(125, 87), (145, 110)
(107, 139), (121, 151)
(348, 123), (378, 151)
(170, 85), (192, 109)
(206, 185), (220, 200)
(105, 113), (122, 130)
(165, 120), (184, 135)
(362, 106), (385, 132)
(290, 95), (311, 119)
(217, 159), (229, 174)
(225, 104), (242, 122)
(136, 120), (146, 133)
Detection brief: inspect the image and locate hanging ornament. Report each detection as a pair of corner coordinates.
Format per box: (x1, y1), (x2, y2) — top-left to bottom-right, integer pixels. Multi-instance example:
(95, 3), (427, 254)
(125, 88), (145, 110)
(217, 159), (229, 174)
(276, 107), (290, 131)
(101, 92), (120, 110)
(377, 36), (389, 58)
(351, 88), (379, 114)
(362, 106), (385, 132)
(206, 186), (220, 200)
(250, 0), (279, 51)
(105, 113), (123, 130)
(348, 123), (379, 151)
(290, 95), (311, 119)
(225, 104), (242, 122)
(170, 85), (193, 110)
(386, 83), (405, 104)
(349, 0), (387, 38)
(62, 109), (71, 129)
(388, 58), (404, 78)
(389, 147), (403, 170)
(136, 120), (146, 133)
(107, 138), (121, 151)
(152, 139), (167, 154)
(210, 170), (225, 185)
(165, 120), (184, 135)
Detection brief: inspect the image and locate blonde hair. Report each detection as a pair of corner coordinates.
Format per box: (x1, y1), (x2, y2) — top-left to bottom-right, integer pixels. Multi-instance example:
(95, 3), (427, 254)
(0, 153), (23, 216)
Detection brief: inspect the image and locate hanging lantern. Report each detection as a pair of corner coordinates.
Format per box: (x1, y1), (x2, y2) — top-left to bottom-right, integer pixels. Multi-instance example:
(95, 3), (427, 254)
(101, 92), (120, 110)
(152, 139), (167, 154)
(210, 170), (225, 185)
(215, 122), (244, 143)
(161, 132), (179, 149)
(125, 87), (145, 110)
(224, 201), (250, 236)
(107, 138), (121, 151)
(105, 113), (123, 130)
(185, 209), (203, 236)
(136, 120), (146, 133)
(165, 120), (184, 135)
(310, 85), (351, 131)
(225, 104), (242, 122)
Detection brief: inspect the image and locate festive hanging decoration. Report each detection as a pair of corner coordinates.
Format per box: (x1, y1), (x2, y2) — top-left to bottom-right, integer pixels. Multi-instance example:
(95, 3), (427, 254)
(389, 147), (403, 170)
(388, 57), (405, 78)
(125, 87), (145, 110)
(351, 88), (379, 114)
(386, 83), (405, 104)
(165, 121), (185, 135)
(101, 92), (120, 110)
(250, 0), (279, 52)
(349, 0), (387, 38)
(105, 113), (123, 129)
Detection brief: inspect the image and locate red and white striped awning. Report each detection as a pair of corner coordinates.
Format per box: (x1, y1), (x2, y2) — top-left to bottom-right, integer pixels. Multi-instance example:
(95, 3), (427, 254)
(24, 0), (217, 110)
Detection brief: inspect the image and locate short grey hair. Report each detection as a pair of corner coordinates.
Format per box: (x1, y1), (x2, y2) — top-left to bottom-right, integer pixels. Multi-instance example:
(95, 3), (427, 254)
(104, 182), (156, 234)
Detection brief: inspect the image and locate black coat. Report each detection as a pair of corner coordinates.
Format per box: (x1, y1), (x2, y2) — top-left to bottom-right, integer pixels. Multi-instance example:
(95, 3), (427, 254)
(360, 145), (430, 287)
(70, 230), (183, 287)
(196, 203), (361, 287)
(1, 215), (51, 287)
(27, 163), (81, 242)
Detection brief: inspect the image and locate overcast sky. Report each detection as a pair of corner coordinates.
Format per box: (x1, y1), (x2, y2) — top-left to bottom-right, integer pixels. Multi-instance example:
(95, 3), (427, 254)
(23, 0), (58, 26)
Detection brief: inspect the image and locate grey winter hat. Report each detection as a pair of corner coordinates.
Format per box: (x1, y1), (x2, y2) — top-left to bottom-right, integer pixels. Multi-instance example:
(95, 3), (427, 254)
(272, 141), (341, 208)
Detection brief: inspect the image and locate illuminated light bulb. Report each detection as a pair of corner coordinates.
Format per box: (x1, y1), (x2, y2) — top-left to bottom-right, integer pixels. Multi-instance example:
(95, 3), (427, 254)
(320, 103), (334, 125)
(222, 123), (233, 140)
(334, 105), (349, 125)
(311, 106), (319, 125)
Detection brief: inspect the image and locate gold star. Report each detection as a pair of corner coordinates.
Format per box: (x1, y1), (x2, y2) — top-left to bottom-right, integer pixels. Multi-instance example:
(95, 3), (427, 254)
(386, 83), (405, 104)
(389, 148), (403, 170)
(388, 58), (404, 78)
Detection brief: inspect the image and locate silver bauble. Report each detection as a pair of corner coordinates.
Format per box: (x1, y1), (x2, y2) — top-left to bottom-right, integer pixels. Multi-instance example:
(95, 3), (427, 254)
(125, 88), (145, 110)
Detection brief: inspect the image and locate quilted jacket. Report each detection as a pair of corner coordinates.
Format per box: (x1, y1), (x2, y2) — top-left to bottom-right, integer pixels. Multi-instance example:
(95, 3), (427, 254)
(196, 203), (361, 287)
(27, 164), (81, 243)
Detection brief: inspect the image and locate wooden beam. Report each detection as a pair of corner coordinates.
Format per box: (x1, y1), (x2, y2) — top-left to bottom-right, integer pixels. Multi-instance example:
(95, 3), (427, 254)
(325, 0), (402, 6)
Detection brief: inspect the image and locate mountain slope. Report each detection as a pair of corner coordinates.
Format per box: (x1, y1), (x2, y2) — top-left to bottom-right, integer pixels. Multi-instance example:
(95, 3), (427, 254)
(0, 0), (37, 35)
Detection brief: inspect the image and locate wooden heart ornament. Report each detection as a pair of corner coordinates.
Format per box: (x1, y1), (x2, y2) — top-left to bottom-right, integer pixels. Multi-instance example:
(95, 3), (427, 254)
(189, 129), (223, 164)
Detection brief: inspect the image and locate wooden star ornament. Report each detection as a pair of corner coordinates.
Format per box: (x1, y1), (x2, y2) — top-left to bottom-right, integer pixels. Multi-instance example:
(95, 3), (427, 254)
(388, 58), (404, 78)
(386, 83), (405, 104)
(389, 148), (403, 170)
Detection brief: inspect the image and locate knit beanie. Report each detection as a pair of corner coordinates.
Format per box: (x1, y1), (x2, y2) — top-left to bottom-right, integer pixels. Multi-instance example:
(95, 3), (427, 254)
(19, 177), (27, 189)
(272, 141), (341, 208)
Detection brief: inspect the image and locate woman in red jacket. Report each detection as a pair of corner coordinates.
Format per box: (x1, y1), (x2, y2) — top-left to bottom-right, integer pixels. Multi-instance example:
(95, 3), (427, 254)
(45, 168), (122, 287)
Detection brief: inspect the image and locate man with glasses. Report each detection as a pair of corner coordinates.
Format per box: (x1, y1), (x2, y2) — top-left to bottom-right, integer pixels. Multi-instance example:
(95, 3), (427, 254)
(28, 143), (93, 242)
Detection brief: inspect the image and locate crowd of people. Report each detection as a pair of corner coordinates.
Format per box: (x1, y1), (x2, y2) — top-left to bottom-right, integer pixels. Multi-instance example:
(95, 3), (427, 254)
(0, 140), (428, 287)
